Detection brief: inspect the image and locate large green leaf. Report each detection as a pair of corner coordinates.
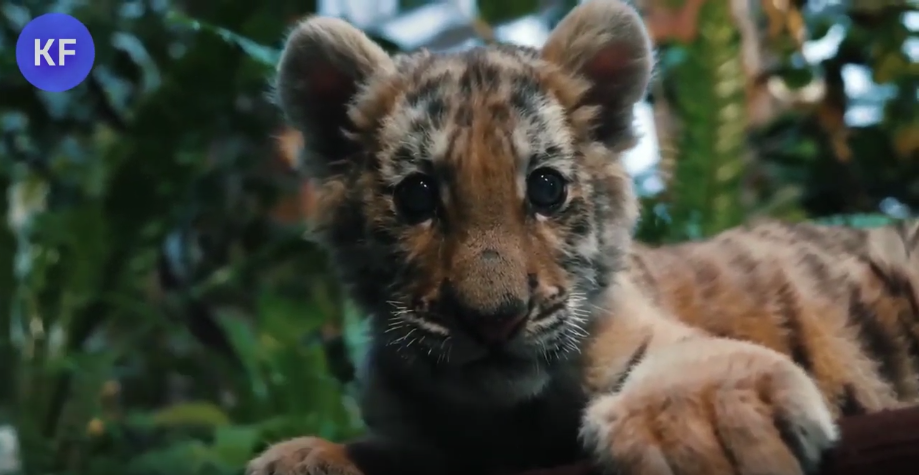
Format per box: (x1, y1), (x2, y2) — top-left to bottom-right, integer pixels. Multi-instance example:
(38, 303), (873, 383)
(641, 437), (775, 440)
(477, 0), (538, 25)
(212, 425), (262, 467)
(150, 402), (232, 428)
(166, 11), (281, 69)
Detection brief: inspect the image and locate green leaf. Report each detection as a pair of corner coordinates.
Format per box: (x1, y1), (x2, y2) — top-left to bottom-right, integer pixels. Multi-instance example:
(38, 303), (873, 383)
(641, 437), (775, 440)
(780, 66), (816, 90)
(257, 291), (323, 346)
(165, 11), (281, 68)
(215, 310), (269, 402)
(151, 401), (231, 428)
(477, 0), (538, 25)
(212, 425), (261, 466)
(664, 0), (749, 239)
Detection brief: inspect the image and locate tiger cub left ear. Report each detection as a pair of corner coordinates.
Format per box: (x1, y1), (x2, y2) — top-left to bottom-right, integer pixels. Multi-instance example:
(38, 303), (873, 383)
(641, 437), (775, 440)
(541, 0), (653, 147)
(275, 16), (394, 180)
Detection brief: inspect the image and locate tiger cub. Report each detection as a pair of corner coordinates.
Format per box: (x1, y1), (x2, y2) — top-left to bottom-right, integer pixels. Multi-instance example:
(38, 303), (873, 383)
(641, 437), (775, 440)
(247, 1), (919, 474)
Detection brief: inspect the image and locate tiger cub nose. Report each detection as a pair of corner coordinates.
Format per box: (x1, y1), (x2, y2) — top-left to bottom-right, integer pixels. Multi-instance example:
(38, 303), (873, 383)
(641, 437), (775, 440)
(456, 298), (529, 346)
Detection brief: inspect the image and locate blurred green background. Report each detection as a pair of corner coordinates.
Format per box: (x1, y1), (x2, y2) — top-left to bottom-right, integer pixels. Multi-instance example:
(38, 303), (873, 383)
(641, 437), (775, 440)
(0, 0), (916, 474)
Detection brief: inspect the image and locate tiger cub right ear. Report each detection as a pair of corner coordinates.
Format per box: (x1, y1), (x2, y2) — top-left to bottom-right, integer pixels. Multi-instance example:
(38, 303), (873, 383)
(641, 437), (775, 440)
(275, 16), (394, 179)
(541, 0), (654, 147)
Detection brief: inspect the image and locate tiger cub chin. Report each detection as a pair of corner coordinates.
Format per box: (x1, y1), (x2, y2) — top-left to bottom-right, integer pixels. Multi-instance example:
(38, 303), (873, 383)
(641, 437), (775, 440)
(247, 1), (919, 474)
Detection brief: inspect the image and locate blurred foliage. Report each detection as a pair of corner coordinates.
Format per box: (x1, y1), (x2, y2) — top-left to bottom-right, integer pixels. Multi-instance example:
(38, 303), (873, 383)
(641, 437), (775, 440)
(0, 0), (916, 475)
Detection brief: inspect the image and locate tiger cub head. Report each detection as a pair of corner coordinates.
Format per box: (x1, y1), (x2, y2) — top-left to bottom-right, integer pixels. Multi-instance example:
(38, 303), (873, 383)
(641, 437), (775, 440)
(276, 0), (653, 402)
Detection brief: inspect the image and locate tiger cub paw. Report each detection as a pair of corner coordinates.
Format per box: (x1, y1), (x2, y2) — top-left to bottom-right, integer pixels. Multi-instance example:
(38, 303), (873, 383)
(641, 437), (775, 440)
(580, 340), (839, 475)
(246, 437), (363, 475)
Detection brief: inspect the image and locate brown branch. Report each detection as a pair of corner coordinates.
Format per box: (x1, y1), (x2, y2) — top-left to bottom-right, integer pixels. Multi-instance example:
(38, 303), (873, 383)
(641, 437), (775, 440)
(514, 405), (919, 475)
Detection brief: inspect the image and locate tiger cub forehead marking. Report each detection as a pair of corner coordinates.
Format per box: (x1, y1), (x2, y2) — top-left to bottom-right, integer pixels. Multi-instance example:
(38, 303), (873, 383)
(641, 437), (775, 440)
(376, 47), (579, 190)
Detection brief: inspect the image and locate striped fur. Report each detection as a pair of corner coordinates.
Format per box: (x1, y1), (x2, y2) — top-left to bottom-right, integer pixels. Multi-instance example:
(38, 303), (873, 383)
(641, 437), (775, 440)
(620, 220), (919, 416)
(249, 1), (918, 475)
(578, 220), (919, 474)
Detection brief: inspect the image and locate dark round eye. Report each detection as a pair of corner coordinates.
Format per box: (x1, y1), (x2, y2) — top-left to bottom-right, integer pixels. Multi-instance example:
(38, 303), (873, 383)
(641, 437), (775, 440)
(526, 168), (567, 213)
(393, 173), (439, 224)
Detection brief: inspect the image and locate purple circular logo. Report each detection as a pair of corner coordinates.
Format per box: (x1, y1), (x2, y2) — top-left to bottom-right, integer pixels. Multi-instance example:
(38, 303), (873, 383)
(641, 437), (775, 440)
(16, 13), (95, 92)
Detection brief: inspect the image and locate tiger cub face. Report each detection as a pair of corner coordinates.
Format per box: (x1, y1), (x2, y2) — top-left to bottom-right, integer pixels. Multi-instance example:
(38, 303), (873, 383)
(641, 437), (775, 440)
(276, 0), (653, 402)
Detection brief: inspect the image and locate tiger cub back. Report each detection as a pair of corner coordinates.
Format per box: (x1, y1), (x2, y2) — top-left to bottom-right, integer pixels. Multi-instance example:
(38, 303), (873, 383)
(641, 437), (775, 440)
(625, 219), (919, 416)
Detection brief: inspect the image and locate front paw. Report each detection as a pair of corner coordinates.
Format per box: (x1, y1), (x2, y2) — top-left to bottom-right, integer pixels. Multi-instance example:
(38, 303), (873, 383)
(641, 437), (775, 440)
(247, 437), (362, 475)
(581, 340), (839, 475)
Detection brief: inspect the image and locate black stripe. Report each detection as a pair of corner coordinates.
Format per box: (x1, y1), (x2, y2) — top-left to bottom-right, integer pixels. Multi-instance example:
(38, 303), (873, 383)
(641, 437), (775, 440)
(906, 222), (919, 254)
(708, 397), (742, 474)
(752, 224), (791, 245)
(629, 254), (656, 295)
(846, 286), (904, 395)
(610, 337), (651, 393)
(896, 306), (919, 389)
(720, 237), (766, 306)
(560, 198), (591, 239)
(391, 145), (419, 167)
(867, 260), (901, 294)
(893, 221), (910, 243)
(592, 257), (613, 290)
(689, 255), (720, 300)
(775, 279), (814, 375)
(453, 103), (473, 128)
(790, 223), (832, 250)
(485, 101), (511, 124)
(532, 301), (566, 322)
(509, 80), (540, 119)
(837, 227), (867, 255)
(722, 237), (814, 371)
(762, 373), (819, 472)
(894, 277), (919, 386)
(798, 252), (837, 297)
(839, 383), (867, 416)
(865, 262), (919, 394)
(772, 409), (814, 473)
(405, 76), (442, 109)
(567, 214), (591, 238)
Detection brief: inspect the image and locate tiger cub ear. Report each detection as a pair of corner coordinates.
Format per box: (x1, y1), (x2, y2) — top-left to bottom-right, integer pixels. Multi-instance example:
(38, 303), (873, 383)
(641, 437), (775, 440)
(275, 16), (394, 179)
(541, 0), (654, 147)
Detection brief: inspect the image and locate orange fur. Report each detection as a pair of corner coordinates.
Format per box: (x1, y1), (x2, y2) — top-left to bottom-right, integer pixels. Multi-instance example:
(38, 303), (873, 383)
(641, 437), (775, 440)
(248, 437), (360, 475)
